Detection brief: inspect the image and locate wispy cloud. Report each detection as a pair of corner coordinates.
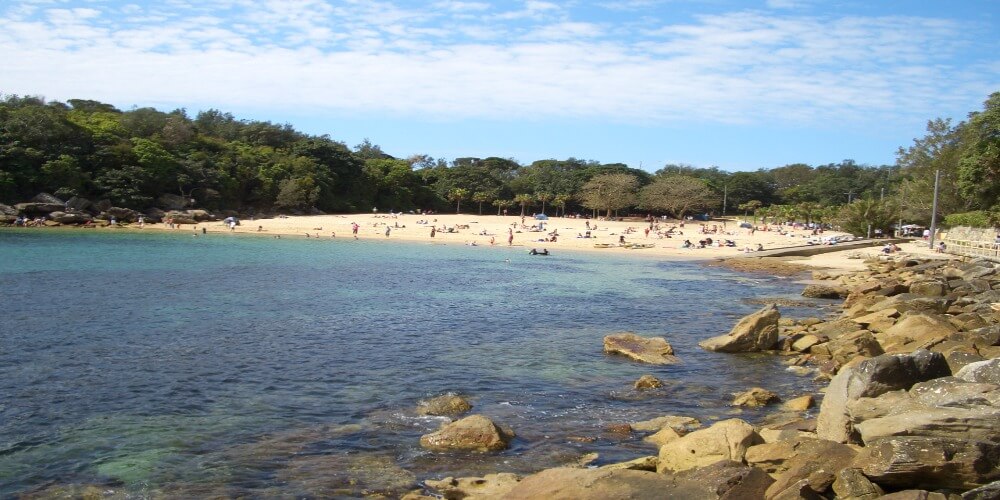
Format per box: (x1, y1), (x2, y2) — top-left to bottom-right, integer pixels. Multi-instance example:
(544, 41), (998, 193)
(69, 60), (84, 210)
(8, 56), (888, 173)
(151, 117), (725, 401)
(0, 0), (995, 130)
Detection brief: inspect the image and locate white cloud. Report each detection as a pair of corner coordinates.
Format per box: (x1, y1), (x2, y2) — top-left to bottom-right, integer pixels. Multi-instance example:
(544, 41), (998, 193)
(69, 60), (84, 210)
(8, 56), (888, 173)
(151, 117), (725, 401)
(0, 1), (995, 132)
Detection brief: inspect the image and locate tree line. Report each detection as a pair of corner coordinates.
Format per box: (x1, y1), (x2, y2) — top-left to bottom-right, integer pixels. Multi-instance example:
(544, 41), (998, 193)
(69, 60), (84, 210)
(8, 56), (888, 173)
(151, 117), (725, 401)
(1, 92), (997, 230)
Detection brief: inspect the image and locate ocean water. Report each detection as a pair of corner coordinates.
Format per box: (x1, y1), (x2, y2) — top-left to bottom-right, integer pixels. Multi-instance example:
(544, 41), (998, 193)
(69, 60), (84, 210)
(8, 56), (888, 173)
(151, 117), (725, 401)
(0, 229), (828, 497)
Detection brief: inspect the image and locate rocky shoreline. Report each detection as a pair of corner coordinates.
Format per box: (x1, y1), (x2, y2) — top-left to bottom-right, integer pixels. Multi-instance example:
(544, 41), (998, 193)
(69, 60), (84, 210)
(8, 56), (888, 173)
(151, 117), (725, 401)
(10, 225), (998, 498)
(396, 254), (1000, 499)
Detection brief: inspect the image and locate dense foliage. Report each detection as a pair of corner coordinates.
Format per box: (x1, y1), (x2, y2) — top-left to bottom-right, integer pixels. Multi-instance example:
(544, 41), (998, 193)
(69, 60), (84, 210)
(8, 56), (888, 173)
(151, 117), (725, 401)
(1, 92), (997, 231)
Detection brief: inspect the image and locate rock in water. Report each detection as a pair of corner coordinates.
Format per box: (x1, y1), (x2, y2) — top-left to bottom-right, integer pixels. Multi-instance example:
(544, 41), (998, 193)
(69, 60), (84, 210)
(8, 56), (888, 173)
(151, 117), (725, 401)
(419, 415), (513, 452)
(634, 374), (663, 390)
(416, 394), (472, 416)
(603, 332), (679, 364)
(699, 304), (780, 352)
(732, 387), (781, 407)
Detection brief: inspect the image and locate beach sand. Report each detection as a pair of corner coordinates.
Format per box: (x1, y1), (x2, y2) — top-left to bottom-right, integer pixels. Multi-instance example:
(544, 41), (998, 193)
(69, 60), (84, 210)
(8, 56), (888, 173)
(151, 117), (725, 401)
(143, 212), (945, 271)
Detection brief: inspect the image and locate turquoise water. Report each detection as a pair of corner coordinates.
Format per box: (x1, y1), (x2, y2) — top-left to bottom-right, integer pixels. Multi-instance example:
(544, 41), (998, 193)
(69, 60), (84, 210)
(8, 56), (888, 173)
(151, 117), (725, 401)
(0, 229), (824, 497)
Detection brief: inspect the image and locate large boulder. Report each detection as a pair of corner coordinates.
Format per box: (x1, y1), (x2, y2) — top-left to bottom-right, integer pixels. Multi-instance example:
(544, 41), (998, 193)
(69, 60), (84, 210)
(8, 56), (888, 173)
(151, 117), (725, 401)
(673, 460), (775, 499)
(763, 439), (858, 499)
(802, 284), (848, 299)
(64, 196), (92, 212)
(0, 203), (17, 216)
(956, 359), (1000, 385)
(878, 313), (959, 353)
(418, 415), (512, 452)
(416, 394), (472, 416)
(502, 467), (679, 500)
(47, 211), (91, 224)
(157, 193), (189, 210)
(102, 207), (141, 222)
(657, 419), (761, 473)
(423, 473), (520, 499)
(699, 304), (780, 353)
(832, 468), (884, 499)
(853, 436), (1000, 491)
(816, 350), (951, 443)
(31, 192), (64, 204)
(15, 202), (64, 215)
(746, 437), (852, 475)
(603, 332), (678, 364)
(811, 329), (884, 367)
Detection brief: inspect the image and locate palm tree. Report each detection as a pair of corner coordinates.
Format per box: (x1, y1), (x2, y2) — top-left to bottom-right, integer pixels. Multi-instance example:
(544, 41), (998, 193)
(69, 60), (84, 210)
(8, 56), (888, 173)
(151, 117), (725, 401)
(535, 191), (553, 215)
(472, 191), (493, 215)
(553, 194), (571, 217)
(493, 198), (514, 216)
(448, 188), (469, 214)
(514, 193), (534, 217)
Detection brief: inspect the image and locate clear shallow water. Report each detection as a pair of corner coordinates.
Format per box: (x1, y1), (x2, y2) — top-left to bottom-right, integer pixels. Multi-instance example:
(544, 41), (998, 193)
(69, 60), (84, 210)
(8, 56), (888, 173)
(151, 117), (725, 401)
(0, 229), (826, 497)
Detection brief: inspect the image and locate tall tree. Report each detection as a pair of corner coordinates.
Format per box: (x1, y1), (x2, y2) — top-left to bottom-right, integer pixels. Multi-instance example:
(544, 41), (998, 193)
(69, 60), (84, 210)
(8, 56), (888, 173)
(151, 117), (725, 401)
(957, 92), (1000, 222)
(579, 173), (638, 218)
(639, 175), (719, 219)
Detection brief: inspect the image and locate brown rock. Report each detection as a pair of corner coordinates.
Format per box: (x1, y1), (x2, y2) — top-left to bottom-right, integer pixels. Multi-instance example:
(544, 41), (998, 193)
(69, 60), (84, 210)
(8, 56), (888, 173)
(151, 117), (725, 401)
(424, 472), (521, 499)
(657, 419), (761, 473)
(630, 415), (701, 433)
(699, 304), (780, 353)
(503, 467), (680, 500)
(603, 332), (679, 364)
(782, 395), (814, 411)
(732, 387), (781, 407)
(416, 394), (472, 416)
(832, 467), (884, 499)
(600, 456), (658, 472)
(675, 460), (775, 499)
(764, 440), (858, 498)
(633, 374), (663, 390)
(854, 436), (1000, 491)
(644, 426), (682, 447)
(419, 415), (513, 452)
(802, 284), (848, 299)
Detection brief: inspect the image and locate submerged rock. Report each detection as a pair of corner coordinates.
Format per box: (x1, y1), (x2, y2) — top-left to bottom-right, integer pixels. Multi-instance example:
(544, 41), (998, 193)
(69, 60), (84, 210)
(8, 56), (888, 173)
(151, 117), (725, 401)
(416, 394), (472, 416)
(633, 374), (663, 390)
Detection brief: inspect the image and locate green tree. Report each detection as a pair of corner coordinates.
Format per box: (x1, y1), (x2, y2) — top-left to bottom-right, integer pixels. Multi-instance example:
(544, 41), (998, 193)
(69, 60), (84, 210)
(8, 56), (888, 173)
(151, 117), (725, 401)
(514, 193), (534, 217)
(536, 191), (553, 214)
(639, 175), (718, 219)
(957, 92), (1000, 221)
(835, 199), (900, 237)
(492, 198), (514, 216)
(448, 188), (469, 213)
(472, 191), (494, 215)
(40, 154), (88, 198)
(896, 119), (968, 222)
(274, 176), (319, 210)
(579, 173), (639, 218)
(738, 200), (763, 220)
(553, 193), (571, 217)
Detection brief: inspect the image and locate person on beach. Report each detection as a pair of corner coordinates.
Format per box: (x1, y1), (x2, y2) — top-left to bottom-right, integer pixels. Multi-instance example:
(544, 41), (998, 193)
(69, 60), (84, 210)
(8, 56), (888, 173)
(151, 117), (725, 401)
(385, 226), (391, 237)
(352, 222), (359, 238)
(507, 228), (514, 246)
(430, 226), (436, 238)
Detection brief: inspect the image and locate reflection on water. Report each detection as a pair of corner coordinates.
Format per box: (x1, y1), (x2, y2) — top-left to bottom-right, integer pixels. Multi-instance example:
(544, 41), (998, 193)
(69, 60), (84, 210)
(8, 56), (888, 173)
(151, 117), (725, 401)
(0, 230), (823, 496)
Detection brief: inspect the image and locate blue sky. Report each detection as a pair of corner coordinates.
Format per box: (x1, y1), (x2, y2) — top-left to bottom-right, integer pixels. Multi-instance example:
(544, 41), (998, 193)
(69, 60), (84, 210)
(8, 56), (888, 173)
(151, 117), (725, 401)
(2, 1), (998, 172)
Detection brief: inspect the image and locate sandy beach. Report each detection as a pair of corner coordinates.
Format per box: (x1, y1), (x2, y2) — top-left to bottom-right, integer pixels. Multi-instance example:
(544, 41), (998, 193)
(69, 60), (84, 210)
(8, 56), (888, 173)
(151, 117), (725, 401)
(144, 212), (946, 270)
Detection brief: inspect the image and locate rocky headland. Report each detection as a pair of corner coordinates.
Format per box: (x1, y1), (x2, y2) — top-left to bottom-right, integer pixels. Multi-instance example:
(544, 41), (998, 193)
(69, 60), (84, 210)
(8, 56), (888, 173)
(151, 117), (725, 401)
(398, 254), (1000, 499)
